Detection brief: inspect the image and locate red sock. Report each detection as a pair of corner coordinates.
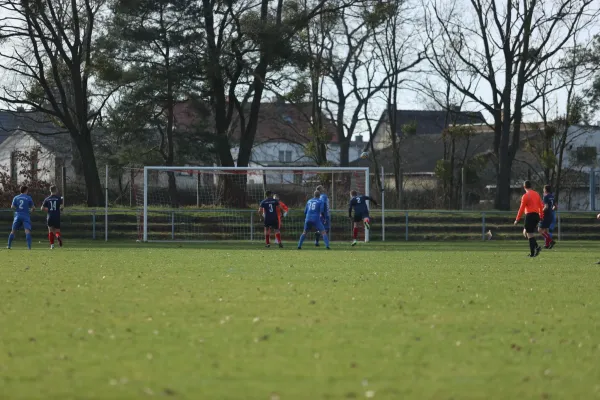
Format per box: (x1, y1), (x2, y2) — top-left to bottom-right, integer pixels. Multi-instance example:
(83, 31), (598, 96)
(265, 234), (270, 245)
(275, 232), (281, 243)
(48, 233), (54, 245)
(353, 227), (358, 239)
(542, 232), (550, 246)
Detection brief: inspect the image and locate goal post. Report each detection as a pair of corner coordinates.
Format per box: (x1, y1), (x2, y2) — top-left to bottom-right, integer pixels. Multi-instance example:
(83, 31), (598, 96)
(138, 166), (374, 243)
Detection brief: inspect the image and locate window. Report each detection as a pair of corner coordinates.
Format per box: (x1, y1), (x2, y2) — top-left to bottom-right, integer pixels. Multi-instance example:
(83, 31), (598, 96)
(575, 146), (597, 165)
(10, 151), (17, 184)
(293, 171), (303, 185)
(279, 150), (293, 163)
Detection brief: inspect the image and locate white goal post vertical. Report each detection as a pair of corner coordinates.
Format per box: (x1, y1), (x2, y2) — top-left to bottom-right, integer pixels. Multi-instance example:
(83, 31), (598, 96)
(140, 166), (371, 243)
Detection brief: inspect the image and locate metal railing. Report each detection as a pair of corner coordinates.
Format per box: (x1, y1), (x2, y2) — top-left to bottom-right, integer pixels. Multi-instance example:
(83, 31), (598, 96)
(0, 208), (596, 241)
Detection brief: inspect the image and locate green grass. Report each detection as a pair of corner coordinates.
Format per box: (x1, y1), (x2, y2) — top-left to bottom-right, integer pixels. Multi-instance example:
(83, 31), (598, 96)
(2, 240), (600, 399)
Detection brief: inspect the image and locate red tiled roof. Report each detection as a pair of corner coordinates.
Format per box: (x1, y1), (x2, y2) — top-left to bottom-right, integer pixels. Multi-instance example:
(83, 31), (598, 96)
(173, 100), (339, 144)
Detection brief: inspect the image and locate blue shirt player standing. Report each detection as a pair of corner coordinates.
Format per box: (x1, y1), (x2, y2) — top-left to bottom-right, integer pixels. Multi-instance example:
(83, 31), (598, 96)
(349, 189), (378, 246)
(8, 186), (35, 250)
(314, 185), (330, 247)
(538, 184), (556, 249)
(298, 190), (330, 250)
(42, 185), (64, 249)
(259, 190), (283, 248)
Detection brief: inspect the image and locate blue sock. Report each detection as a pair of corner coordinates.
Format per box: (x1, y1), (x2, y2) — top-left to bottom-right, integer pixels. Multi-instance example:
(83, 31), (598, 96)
(298, 233), (306, 248)
(26, 233), (31, 250)
(323, 233), (330, 248)
(315, 232), (320, 244)
(8, 233), (14, 248)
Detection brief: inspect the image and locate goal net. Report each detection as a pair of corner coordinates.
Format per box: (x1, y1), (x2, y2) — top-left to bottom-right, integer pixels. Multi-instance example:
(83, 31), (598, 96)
(136, 166), (371, 243)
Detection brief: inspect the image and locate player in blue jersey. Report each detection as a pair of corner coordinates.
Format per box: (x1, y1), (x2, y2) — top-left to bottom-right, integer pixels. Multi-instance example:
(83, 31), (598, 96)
(349, 190), (378, 246)
(259, 190), (284, 248)
(41, 186), (64, 249)
(298, 190), (330, 250)
(538, 184), (556, 249)
(7, 186), (35, 250)
(314, 185), (330, 247)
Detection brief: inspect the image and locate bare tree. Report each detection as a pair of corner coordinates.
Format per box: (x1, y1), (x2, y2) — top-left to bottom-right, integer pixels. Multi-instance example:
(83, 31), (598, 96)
(425, 0), (598, 210)
(522, 40), (597, 203)
(0, 0), (114, 206)
(319, 2), (391, 167)
(372, 0), (424, 204)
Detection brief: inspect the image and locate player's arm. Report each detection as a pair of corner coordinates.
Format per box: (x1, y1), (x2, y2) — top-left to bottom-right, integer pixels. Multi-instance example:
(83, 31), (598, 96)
(364, 196), (378, 207)
(280, 201), (289, 217)
(514, 195), (526, 224)
(41, 201), (48, 212)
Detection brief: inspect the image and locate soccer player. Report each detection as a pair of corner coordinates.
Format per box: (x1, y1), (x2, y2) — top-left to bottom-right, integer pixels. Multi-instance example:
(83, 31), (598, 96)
(259, 190), (283, 248)
(7, 186), (35, 250)
(348, 190), (378, 246)
(272, 193), (289, 246)
(41, 186), (64, 249)
(314, 185), (330, 247)
(514, 180), (544, 257)
(538, 185), (556, 249)
(298, 190), (330, 250)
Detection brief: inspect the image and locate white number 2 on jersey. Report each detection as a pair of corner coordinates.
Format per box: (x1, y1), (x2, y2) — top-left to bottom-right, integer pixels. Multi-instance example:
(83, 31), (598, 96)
(357, 197), (361, 203)
(18, 200), (24, 209)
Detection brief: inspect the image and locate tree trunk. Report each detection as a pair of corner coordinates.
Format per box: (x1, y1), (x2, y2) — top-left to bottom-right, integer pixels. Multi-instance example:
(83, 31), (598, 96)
(494, 150), (513, 210)
(339, 138), (350, 167)
(73, 132), (104, 206)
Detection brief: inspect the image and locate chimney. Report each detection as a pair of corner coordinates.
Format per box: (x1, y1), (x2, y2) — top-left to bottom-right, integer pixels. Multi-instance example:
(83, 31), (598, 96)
(16, 106), (24, 112)
(354, 134), (363, 144)
(449, 104), (461, 112)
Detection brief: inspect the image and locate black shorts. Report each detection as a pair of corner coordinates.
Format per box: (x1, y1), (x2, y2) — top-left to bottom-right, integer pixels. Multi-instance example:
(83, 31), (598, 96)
(524, 213), (540, 233)
(47, 216), (61, 229)
(353, 213), (368, 223)
(264, 218), (280, 230)
(538, 213), (554, 229)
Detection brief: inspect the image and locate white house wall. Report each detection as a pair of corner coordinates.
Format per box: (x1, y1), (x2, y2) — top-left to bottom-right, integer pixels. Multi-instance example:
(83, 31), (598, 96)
(560, 125), (600, 173)
(0, 133), (58, 186)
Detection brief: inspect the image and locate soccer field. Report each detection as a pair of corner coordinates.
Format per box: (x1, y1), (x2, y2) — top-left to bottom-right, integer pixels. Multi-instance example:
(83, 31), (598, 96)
(2, 241), (600, 399)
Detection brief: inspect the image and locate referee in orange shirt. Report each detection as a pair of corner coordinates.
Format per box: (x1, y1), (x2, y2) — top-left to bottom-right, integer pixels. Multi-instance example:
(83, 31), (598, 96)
(514, 180), (544, 257)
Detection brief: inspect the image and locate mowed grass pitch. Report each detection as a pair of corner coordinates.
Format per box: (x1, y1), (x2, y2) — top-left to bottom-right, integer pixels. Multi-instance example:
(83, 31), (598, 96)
(2, 241), (600, 400)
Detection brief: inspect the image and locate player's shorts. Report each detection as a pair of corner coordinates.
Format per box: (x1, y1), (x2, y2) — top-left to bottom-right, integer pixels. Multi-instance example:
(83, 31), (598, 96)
(524, 213), (540, 233)
(12, 216), (31, 231)
(264, 217), (280, 230)
(304, 219), (325, 232)
(353, 212), (369, 223)
(47, 216), (61, 229)
(538, 212), (554, 229)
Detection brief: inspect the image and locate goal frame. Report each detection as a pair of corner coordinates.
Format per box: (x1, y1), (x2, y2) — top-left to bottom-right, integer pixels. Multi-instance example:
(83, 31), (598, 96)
(142, 166), (371, 243)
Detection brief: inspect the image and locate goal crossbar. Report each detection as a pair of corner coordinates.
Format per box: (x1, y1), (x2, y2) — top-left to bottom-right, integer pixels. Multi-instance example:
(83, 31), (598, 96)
(142, 166), (370, 243)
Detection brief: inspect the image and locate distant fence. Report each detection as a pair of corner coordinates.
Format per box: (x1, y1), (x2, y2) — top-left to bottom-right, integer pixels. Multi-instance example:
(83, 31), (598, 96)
(0, 208), (598, 242)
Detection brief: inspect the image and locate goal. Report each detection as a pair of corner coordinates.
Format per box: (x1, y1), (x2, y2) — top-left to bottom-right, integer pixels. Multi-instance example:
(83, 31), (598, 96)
(137, 166), (372, 243)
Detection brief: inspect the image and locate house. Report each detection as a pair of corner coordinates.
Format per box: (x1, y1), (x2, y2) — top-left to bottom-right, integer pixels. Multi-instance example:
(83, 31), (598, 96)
(352, 125), (544, 208)
(0, 110), (74, 190)
(174, 99), (364, 185)
(558, 124), (600, 173)
(371, 108), (486, 150)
